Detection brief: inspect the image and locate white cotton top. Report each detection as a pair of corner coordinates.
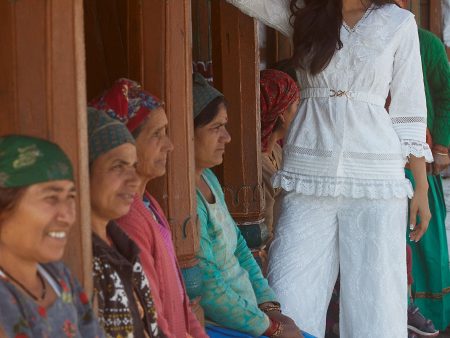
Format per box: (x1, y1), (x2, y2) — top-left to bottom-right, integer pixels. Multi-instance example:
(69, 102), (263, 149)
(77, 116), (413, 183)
(226, 1), (433, 199)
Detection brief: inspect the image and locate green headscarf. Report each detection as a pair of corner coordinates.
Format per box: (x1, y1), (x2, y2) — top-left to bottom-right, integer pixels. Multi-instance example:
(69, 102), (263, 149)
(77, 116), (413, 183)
(0, 135), (74, 188)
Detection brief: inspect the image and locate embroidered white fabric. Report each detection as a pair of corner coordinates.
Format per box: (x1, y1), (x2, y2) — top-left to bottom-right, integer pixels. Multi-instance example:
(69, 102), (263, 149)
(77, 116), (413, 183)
(401, 139), (434, 163)
(267, 193), (408, 338)
(272, 172), (414, 199)
(226, 1), (432, 199)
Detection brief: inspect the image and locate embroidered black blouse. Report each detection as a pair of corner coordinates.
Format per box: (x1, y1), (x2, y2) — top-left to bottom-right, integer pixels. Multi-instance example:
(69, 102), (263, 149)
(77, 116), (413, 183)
(92, 221), (165, 338)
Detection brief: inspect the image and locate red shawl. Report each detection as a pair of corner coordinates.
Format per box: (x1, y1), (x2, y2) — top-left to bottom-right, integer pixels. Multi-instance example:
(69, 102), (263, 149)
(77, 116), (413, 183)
(117, 194), (207, 338)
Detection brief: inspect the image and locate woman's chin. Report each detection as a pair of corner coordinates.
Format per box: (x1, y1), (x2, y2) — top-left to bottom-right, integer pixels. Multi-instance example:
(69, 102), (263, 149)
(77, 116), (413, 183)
(38, 250), (65, 264)
(110, 205), (132, 220)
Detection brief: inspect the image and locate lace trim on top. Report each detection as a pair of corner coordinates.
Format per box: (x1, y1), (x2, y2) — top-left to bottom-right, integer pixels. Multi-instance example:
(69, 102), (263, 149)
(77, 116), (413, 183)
(272, 172), (413, 200)
(342, 4), (374, 33)
(401, 140), (433, 163)
(391, 116), (427, 124)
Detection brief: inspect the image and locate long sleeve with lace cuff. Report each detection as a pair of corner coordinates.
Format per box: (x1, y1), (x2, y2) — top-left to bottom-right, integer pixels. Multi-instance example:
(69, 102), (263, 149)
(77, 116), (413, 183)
(389, 17), (433, 163)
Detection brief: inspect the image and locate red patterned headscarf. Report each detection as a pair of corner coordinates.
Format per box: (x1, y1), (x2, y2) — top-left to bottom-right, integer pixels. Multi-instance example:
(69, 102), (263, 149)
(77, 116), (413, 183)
(260, 69), (299, 152)
(89, 78), (162, 132)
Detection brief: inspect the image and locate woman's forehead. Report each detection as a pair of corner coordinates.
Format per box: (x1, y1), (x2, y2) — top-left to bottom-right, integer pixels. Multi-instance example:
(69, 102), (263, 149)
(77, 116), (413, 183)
(94, 143), (137, 166)
(28, 180), (76, 195)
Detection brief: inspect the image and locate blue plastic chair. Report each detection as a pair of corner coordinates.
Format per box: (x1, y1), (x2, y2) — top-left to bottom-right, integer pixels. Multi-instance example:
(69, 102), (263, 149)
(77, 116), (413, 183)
(205, 324), (316, 338)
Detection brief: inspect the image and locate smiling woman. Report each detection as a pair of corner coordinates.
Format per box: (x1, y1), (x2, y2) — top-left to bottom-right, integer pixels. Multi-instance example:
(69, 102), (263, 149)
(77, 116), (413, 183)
(0, 135), (104, 337)
(90, 78), (208, 338)
(87, 108), (165, 338)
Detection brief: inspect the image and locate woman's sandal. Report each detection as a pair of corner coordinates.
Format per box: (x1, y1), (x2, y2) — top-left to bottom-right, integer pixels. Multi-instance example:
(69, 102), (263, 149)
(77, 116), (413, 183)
(407, 303), (439, 337)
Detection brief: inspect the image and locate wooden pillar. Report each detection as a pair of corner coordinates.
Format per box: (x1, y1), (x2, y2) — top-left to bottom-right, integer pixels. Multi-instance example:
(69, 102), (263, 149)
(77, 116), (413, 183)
(429, 0), (442, 37)
(138, 1), (202, 320)
(276, 31), (293, 61)
(84, 0), (138, 100)
(140, 0), (199, 269)
(192, 0), (212, 62)
(265, 28), (292, 67)
(264, 26), (278, 67)
(411, 0), (421, 24)
(211, 1), (268, 250)
(0, 0), (92, 292)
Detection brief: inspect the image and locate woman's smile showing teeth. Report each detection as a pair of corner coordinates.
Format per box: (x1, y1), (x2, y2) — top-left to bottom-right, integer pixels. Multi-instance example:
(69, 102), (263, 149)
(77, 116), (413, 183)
(47, 231), (67, 239)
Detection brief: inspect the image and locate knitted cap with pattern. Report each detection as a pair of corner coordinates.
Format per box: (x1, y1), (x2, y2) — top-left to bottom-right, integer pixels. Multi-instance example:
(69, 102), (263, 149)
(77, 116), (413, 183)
(87, 107), (135, 164)
(192, 73), (224, 119)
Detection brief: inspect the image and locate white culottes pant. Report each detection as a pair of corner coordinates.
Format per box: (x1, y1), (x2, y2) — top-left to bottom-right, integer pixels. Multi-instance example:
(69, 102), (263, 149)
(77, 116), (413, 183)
(267, 193), (408, 338)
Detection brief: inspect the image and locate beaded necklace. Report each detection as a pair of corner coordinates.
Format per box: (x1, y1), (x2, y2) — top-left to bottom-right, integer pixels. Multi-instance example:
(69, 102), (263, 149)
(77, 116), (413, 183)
(0, 265), (47, 301)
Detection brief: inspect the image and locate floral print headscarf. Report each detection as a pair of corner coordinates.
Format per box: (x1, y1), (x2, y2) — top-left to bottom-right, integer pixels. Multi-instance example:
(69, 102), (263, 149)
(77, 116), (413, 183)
(89, 78), (162, 133)
(260, 69), (299, 152)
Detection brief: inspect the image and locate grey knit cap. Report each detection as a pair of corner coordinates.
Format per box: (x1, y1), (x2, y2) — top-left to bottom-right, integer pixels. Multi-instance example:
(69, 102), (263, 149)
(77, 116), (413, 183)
(192, 73), (224, 119)
(87, 107), (135, 164)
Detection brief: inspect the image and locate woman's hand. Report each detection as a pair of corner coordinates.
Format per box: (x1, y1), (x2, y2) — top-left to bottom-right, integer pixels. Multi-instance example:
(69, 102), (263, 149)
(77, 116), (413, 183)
(266, 311), (304, 338)
(408, 155), (431, 242)
(431, 145), (450, 175)
(409, 186), (431, 242)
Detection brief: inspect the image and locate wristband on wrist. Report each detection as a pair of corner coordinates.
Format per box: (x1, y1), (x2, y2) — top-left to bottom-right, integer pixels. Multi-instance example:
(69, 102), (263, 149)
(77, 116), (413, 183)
(259, 302), (282, 313)
(432, 145), (449, 155)
(264, 318), (281, 337)
(271, 322), (284, 337)
(264, 318), (277, 336)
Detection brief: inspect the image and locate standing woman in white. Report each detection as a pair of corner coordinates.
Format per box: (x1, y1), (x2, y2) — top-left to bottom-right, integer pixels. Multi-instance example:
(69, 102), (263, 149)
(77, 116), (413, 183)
(226, 0), (432, 337)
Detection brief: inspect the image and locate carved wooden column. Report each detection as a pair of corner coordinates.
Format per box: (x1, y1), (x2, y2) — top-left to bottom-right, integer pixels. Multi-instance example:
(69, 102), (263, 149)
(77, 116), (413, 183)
(211, 1), (268, 253)
(138, 0), (203, 320)
(0, 0), (92, 291)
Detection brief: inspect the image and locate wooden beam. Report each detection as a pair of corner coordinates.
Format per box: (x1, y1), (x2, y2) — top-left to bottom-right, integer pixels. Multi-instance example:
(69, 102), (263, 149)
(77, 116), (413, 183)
(0, 0), (92, 292)
(192, 0), (211, 62)
(139, 0), (203, 320)
(411, 0), (421, 25)
(84, 0), (132, 100)
(276, 31), (293, 61)
(211, 0), (267, 247)
(429, 0), (442, 38)
(141, 0), (199, 268)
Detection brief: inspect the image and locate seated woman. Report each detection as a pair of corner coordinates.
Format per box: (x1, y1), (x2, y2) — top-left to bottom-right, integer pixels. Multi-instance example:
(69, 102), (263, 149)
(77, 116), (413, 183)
(192, 73), (312, 338)
(260, 69), (299, 235)
(90, 78), (208, 338)
(87, 108), (164, 338)
(0, 135), (104, 337)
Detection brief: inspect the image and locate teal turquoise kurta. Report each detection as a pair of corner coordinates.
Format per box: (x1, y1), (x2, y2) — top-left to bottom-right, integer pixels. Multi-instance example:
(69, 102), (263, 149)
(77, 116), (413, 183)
(196, 169), (276, 336)
(407, 28), (450, 331)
